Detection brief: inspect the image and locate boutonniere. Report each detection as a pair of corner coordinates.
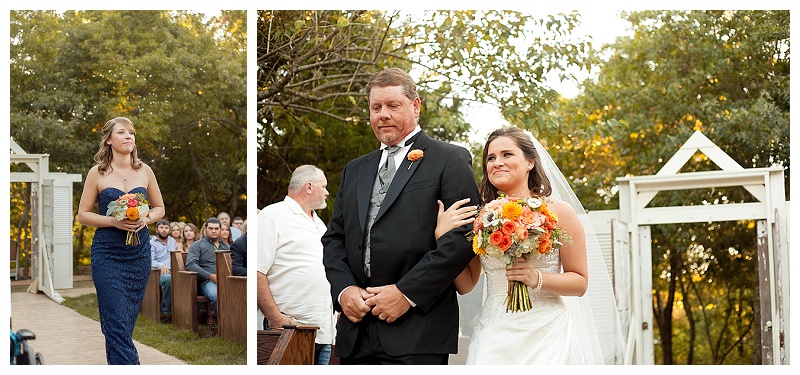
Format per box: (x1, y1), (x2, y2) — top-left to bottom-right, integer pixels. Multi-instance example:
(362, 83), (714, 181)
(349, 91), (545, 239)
(407, 149), (424, 169)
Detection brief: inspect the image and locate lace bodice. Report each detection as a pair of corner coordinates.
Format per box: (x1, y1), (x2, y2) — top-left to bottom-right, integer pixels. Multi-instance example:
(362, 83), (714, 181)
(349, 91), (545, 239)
(480, 248), (563, 308)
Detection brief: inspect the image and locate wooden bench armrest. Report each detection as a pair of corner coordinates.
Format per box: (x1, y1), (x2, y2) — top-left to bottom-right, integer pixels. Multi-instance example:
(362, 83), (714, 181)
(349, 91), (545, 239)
(257, 325), (319, 365)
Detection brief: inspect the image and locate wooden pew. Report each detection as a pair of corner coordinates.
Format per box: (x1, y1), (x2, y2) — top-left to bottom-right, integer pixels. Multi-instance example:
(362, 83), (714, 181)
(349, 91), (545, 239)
(170, 250), (212, 333)
(140, 268), (162, 322)
(257, 325), (318, 365)
(215, 250), (247, 346)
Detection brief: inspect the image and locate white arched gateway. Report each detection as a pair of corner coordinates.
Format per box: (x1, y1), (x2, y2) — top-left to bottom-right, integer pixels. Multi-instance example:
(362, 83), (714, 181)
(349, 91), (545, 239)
(10, 137), (82, 303)
(590, 131), (789, 364)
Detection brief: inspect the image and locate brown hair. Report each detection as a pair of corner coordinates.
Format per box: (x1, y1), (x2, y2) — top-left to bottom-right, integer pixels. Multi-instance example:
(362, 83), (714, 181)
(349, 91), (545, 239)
(365, 67), (419, 102)
(478, 126), (552, 203)
(93, 117), (143, 175)
(182, 223), (199, 249)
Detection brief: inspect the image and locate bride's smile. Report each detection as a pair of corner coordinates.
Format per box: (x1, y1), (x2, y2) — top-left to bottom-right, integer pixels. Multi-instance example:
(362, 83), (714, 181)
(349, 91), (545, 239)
(486, 136), (533, 195)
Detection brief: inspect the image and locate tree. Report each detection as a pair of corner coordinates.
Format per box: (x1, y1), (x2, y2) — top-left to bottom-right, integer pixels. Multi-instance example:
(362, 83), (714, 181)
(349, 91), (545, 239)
(258, 10), (593, 218)
(10, 10), (247, 266)
(559, 10), (788, 364)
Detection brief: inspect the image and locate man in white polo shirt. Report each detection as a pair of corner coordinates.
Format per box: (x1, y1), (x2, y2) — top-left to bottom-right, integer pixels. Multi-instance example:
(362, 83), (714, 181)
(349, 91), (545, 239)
(257, 164), (335, 365)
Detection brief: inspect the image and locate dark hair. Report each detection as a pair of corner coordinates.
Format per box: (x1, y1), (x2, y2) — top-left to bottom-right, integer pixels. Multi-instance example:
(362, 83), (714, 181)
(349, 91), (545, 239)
(478, 126), (552, 203)
(156, 219), (170, 227)
(366, 67), (419, 102)
(205, 217), (221, 226)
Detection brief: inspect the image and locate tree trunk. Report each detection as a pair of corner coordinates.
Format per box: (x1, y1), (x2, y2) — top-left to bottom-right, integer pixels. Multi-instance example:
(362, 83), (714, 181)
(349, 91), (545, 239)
(680, 275), (696, 364)
(16, 183), (31, 273)
(753, 275), (762, 364)
(654, 249), (681, 364)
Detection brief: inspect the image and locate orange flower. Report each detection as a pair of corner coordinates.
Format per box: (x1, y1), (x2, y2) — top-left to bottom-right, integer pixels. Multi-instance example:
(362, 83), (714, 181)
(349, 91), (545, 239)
(501, 221), (516, 235)
(516, 226), (529, 241)
(519, 210), (536, 225)
(502, 202), (523, 221)
(538, 231), (552, 253)
(126, 207), (140, 221)
(489, 231), (504, 245)
(407, 149), (424, 169)
(498, 234), (513, 251)
(539, 204), (558, 230)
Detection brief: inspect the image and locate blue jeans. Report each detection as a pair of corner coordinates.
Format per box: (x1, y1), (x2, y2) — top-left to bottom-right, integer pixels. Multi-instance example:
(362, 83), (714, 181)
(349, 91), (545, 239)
(159, 274), (172, 314)
(199, 279), (218, 316)
(315, 344), (332, 365)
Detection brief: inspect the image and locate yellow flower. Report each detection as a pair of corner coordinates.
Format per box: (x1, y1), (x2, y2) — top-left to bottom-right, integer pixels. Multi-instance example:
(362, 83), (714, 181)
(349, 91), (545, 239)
(472, 235), (485, 255)
(502, 201), (523, 221)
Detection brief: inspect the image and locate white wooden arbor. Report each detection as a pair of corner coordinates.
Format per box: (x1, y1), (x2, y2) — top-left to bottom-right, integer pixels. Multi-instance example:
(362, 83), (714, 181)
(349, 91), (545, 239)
(9, 138), (82, 303)
(615, 131), (789, 364)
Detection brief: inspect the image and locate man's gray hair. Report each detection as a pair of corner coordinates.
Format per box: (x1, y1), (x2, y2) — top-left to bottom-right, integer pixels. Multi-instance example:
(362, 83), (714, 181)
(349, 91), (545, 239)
(288, 164), (323, 193)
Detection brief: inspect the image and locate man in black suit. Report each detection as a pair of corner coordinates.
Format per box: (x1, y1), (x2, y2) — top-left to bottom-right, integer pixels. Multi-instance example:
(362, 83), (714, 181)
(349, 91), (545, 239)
(322, 67), (480, 365)
(230, 231), (246, 277)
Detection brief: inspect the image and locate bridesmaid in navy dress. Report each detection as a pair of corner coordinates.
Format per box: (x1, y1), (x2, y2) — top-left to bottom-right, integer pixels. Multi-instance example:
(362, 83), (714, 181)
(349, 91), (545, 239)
(77, 117), (165, 364)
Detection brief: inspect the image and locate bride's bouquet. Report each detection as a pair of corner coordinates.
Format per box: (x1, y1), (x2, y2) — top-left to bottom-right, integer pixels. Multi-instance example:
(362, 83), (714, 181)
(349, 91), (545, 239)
(471, 194), (570, 312)
(106, 192), (150, 246)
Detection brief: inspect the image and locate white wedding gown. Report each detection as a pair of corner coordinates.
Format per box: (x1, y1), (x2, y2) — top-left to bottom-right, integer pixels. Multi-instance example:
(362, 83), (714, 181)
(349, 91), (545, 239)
(465, 250), (587, 365)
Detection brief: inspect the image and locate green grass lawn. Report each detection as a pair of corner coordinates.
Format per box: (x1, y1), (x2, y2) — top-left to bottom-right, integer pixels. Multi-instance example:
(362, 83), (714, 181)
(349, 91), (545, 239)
(61, 293), (247, 365)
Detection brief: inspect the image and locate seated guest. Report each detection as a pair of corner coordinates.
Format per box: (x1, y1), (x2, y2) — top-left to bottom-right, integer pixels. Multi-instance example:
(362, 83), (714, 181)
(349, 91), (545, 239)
(177, 223), (198, 252)
(220, 223), (233, 247)
(186, 217), (229, 319)
(150, 219), (178, 320)
(232, 216), (244, 235)
(169, 221), (185, 246)
(218, 211), (242, 241)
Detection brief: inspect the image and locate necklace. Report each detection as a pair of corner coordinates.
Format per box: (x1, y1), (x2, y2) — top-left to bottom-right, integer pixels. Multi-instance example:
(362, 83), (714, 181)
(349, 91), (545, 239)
(114, 167), (131, 181)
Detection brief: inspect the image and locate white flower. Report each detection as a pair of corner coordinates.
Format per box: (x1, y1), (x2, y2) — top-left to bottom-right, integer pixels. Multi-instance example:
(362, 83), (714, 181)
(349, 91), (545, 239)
(526, 197), (542, 208)
(486, 219), (501, 228)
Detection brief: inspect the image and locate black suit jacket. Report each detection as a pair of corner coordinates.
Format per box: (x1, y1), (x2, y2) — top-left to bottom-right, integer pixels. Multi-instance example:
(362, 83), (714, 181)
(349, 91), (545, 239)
(322, 130), (480, 358)
(230, 233), (247, 277)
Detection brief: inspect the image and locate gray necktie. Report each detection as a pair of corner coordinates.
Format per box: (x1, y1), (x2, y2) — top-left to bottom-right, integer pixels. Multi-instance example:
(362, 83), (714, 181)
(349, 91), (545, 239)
(378, 145), (401, 194)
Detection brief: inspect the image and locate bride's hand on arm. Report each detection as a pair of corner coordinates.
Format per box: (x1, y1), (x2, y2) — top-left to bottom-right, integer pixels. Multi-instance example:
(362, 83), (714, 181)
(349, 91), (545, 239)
(435, 198), (478, 240)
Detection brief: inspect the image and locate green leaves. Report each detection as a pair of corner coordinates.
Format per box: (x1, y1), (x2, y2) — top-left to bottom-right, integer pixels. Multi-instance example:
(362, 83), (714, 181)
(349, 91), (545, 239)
(10, 10), (247, 227)
(258, 10), (594, 213)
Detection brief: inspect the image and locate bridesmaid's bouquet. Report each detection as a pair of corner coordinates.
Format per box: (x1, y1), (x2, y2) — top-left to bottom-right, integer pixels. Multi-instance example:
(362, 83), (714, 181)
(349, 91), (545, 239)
(106, 192), (150, 246)
(470, 194), (570, 312)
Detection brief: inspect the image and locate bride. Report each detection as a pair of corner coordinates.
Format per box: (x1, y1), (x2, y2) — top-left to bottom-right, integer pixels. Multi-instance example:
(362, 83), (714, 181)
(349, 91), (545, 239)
(436, 126), (623, 364)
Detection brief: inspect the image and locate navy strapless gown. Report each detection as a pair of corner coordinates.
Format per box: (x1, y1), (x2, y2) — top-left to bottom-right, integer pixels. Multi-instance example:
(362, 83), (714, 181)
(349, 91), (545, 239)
(91, 186), (150, 365)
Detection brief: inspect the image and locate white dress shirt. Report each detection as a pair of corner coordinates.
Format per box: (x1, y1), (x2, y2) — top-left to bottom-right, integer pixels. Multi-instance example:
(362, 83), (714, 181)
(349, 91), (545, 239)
(376, 125), (422, 173)
(257, 196), (335, 345)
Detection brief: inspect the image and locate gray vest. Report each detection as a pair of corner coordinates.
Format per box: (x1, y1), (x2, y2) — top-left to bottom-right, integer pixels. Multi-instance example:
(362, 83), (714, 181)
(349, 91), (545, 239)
(363, 145), (400, 277)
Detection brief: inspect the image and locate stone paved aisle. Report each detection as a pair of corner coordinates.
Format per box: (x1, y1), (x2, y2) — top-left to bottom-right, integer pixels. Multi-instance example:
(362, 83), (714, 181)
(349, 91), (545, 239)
(10, 283), (186, 365)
